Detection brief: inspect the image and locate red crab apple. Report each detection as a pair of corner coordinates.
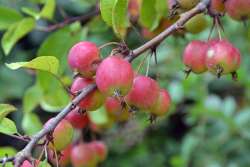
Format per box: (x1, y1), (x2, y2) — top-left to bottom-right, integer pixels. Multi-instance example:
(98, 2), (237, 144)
(65, 107), (89, 129)
(150, 89), (171, 116)
(71, 77), (104, 111)
(210, 0), (225, 13)
(49, 144), (72, 167)
(183, 40), (209, 74)
(71, 144), (97, 167)
(125, 75), (160, 111)
(45, 119), (74, 151)
(225, 0), (250, 21)
(206, 39), (241, 78)
(68, 41), (100, 78)
(20, 160), (39, 167)
(128, 0), (141, 20)
(89, 141), (108, 162)
(105, 97), (130, 122)
(96, 55), (134, 96)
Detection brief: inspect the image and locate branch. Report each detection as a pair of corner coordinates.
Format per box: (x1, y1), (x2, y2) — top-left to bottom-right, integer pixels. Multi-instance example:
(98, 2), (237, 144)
(14, 84), (96, 167)
(127, 0), (210, 62)
(0, 0), (211, 166)
(37, 7), (100, 32)
(0, 156), (15, 165)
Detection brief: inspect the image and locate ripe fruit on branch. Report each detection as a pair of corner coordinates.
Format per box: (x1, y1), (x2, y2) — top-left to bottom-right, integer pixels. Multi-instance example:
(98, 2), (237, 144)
(150, 89), (171, 116)
(105, 97), (130, 122)
(183, 40), (208, 74)
(71, 144), (97, 167)
(65, 107), (89, 129)
(225, 0), (250, 21)
(177, 0), (200, 10)
(71, 77), (104, 111)
(206, 39), (241, 78)
(209, 0), (225, 14)
(185, 14), (208, 34)
(89, 141), (108, 162)
(20, 160), (39, 167)
(96, 55), (134, 96)
(125, 75), (160, 111)
(45, 119), (74, 151)
(49, 145), (72, 167)
(128, 0), (141, 20)
(68, 41), (100, 78)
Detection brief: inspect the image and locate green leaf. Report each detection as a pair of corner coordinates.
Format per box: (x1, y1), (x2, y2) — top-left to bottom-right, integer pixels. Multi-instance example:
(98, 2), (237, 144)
(0, 6), (23, 30)
(112, 0), (129, 38)
(0, 118), (17, 135)
(1, 18), (36, 55)
(0, 147), (17, 157)
(100, 0), (129, 38)
(6, 56), (59, 75)
(0, 147), (17, 167)
(40, 0), (56, 20)
(22, 113), (42, 136)
(139, 0), (167, 30)
(23, 85), (43, 113)
(0, 104), (16, 121)
(21, 7), (41, 20)
(36, 26), (87, 112)
(139, 0), (156, 29)
(88, 106), (108, 125)
(100, 0), (116, 26)
(38, 159), (51, 167)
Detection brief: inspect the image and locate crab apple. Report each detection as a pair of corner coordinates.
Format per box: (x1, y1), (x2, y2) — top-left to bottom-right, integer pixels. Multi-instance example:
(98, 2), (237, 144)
(128, 0), (141, 20)
(45, 119), (74, 151)
(183, 40), (209, 74)
(89, 141), (108, 162)
(206, 39), (241, 77)
(49, 145), (72, 167)
(68, 41), (100, 78)
(177, 0), (200, 10)
(105, 97), (130, 122)
(20, 160), (40, 167)
(209, 0), (225, 13)
(125, 75), (160, 111)
(71, 77), (104, 111)
(225, 0), (250, 21)
(71, 144), (97, 167)
(96, 55), (134, 96)
(65, 107), (89, 129)
(151, 89), (171, 116)
(185, 14), (208, 34)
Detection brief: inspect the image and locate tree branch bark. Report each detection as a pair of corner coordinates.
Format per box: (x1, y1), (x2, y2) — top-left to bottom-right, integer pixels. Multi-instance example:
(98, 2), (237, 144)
(0, 0), (211, 166)
(37, 7), (100, 32)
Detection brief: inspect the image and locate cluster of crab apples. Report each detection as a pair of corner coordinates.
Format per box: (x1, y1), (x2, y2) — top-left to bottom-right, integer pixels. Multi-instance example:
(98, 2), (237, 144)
(21, 41), (172, 167)
(68, 41), (172, 120)
(182, 39), (241, 79)
(21, 115), (107, 167)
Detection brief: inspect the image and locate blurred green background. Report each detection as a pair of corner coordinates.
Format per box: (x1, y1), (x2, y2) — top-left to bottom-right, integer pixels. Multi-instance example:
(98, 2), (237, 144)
(1, 0), (250, 167)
